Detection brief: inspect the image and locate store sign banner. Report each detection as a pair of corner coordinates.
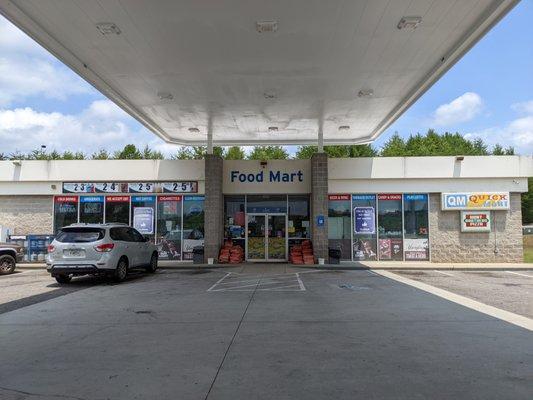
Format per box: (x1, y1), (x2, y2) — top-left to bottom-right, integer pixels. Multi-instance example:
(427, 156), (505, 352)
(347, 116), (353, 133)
(378, 193), (402, 201)
(461, 211), (491, 232)
(442, 192), (509, 210)
(133, 207), (154, 234)
(354, 207), (375, 234)
(328, 194), (350, 201)
(158, 196), (182, 202)
(352, 194), (376, 201)
(79, 196), (103, 203)
(131, 196), (155, 203)
(55, 196), (78, 203)
(106, 196), (129, 202)
(404, 194), (427, 201)
(404, 238), (429, 260)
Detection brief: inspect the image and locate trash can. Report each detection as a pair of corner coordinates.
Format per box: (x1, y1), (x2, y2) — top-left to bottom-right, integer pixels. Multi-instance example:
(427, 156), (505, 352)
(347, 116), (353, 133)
(328, 248), (341, 264)
(192, 246), (204, 264)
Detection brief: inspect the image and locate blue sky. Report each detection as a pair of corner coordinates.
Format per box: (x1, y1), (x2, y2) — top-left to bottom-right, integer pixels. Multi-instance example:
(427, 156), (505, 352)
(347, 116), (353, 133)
(0, 1), (531, 156)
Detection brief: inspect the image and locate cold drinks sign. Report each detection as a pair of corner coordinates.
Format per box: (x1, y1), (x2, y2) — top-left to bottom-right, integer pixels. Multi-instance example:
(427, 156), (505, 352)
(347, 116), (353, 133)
(441, 192), (509, 210)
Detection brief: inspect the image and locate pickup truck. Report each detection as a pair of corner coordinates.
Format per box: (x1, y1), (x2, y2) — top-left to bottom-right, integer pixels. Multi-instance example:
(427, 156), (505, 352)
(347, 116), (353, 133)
(0, 242), (25, 275)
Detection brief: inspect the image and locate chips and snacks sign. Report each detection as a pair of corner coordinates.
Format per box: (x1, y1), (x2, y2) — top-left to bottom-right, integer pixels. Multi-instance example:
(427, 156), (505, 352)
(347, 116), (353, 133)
(441, 192), (509, 210)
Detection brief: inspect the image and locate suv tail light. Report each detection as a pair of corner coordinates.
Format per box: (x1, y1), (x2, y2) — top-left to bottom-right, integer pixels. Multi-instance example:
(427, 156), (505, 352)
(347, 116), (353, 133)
(94, 243), (115, 253)
(47, 245), (55, 253)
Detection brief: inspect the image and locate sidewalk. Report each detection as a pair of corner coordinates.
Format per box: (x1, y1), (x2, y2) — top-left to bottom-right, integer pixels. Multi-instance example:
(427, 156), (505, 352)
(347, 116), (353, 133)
(18, 261), (532, 270)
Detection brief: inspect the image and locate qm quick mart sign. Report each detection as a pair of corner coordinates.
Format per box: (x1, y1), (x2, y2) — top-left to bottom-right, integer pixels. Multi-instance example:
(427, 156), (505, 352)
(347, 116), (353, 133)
(441, 192), (510, 210)
(223, 160), (310, 194)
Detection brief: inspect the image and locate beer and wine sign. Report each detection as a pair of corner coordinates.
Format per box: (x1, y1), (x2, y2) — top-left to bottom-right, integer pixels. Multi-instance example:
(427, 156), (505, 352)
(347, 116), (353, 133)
(62, 181), (198, 194)
(442, 192), (509, 233)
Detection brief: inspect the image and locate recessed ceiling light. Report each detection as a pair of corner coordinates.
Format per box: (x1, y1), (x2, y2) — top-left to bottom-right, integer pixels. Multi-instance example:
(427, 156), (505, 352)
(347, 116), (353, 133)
(263, 91), (277, 100)
(268, 126), (279, 132)
(157, 92), (173, 101)
(397, 16), (422, 31)
(358, 89), (374, 98)
(338, 125), (350, 131)
(95, 22), (121, 35)
(188, 127), (200, 133)
(256, 20), (278, 33)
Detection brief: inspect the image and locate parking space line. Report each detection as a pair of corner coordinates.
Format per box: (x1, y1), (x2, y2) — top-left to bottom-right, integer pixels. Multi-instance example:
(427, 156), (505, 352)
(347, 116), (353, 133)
(366, 270), (378, 276)
(207, 273), (232, 292)
(296, 273), (306, 291)
(505, 271), (533, 278)
(375, 270), (533, 332)
(434, 270), (454, 277)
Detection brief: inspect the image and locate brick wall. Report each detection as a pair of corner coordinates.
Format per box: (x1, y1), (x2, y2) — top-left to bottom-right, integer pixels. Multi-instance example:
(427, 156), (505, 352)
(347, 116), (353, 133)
(0, 195), (53, 235)
(429, 193), (523, 263)
(311, 153), (328, 260)
(204, 155), (224, 262)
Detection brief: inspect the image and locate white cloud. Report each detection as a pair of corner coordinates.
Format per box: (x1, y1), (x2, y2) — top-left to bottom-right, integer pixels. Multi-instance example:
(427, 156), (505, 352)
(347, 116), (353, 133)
(0, 17), (92, 106)
(465, 103), (533, 155)
(511, 100), (533, 114)
(433, 92), (483, 126)
(0, 100), (164, 156)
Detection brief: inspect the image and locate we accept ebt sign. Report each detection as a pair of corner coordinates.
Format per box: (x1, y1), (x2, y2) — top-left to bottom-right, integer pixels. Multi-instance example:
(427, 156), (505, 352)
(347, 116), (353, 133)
(441, 192), (510, 210)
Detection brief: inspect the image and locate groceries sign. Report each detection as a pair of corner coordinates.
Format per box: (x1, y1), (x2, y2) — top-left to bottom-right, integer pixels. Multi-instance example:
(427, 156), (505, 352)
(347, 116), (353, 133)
(441, 192), (510, 210)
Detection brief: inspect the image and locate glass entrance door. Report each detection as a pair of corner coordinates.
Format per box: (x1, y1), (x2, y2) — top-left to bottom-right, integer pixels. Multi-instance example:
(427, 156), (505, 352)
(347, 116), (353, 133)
(247, 213), (287, 261)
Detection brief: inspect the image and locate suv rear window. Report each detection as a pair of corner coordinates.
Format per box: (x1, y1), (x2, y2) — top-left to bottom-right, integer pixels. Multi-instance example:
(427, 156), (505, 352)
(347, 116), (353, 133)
(55, 228), (105, 243)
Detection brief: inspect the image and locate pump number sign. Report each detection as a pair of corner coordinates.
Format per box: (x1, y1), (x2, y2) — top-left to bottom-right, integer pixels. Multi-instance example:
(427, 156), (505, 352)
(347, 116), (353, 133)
(162, 182), (198, 193)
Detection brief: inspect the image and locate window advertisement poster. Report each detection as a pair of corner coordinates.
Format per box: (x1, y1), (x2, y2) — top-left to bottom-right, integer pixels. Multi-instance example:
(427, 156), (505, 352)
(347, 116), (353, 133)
(182, 196), (205, 260)
(28, 235), (54, 262)
(133, 207), (154, 234)
(162, 182), (198, 193)
(404, 238), (429, 260)
(461, 211), (491, 232)
(378, 238), (403, 260)
(63, 183), (95, 193)
(354, 207), (375, 234)
(441, 192), (509, 210)
(156, 196), (182, 261)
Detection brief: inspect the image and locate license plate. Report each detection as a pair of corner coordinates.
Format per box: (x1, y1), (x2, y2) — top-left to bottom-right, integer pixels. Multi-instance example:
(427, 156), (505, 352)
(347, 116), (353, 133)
(64, 249), (85, 258)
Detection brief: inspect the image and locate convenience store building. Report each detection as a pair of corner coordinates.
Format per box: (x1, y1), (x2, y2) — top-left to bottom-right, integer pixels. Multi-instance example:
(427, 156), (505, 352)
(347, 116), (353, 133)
(0, 155), (530, 264)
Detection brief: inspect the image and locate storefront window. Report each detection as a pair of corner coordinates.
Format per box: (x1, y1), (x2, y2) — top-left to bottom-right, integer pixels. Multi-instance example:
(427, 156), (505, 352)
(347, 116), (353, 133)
(105, 196), (130, 224)
(224, 196), (245, 248)
(403, 194), (429, 261)
(328, 195), (351, 260)
(131, 196), (156, 242)
(79, 196), (104, 224)
(288, 195), (310, 239)
(157, 196), (182, 260)
(377, 194), (403, 261)
(182, 196), (205, 260)
(352, 194), (377, 261)
(246, 195), (287, 213)
(54, 196), (78, 233)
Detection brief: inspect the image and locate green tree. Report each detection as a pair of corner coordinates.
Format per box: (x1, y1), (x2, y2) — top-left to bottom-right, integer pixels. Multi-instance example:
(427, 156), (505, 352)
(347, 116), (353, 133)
(247, 146), (288, 160)
(172, 146), (225, 160)
(380, 133), (407, 156)
(295, 145), (376, 159)
(91, 149), (111, 160)
(225, 146), (246, 160)
(113, 144), (142, 159)
(141, 145), (164, 160)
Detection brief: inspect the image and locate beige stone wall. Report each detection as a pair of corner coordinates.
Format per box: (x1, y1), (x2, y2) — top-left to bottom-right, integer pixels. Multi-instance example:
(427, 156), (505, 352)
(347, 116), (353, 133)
(429, 193), (523, 263)
(0, 196), (53, 235)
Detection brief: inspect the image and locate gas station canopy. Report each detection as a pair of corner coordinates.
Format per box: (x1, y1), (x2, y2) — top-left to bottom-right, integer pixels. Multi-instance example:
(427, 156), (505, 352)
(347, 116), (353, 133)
(0, 0), (518, 145)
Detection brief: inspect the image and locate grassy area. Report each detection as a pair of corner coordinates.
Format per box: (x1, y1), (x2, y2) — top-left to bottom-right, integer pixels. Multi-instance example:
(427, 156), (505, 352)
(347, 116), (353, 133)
(524, 236), (533, 263)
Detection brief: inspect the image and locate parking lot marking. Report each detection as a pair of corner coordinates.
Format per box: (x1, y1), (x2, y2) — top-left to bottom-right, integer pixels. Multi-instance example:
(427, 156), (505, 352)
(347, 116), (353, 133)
(505, 271), (533, 278)
(296, 273), (306, 291)
(375, 270), (533, 332)
(207, 273), (232, 292)
(434, 270), (454, 277)
(366, 270), (378, 276)
(208, 273), (305, 292)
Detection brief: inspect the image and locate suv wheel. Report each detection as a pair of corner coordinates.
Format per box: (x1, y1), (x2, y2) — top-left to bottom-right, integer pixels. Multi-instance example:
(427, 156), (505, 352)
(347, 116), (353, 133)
(114, 258), (128, 282)
(0, 254), (16, 275)
(145, 253), (158, 273)
(55, 274), (72, 284)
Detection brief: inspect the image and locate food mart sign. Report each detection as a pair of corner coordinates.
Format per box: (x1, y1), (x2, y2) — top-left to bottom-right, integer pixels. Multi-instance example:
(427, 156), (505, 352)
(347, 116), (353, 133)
(441, 192), (509, 210)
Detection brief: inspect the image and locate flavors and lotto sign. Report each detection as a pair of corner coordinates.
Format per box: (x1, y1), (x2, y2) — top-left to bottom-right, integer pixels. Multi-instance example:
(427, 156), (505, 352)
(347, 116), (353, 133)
(461, 211), (491, 232)
(441, 192), (509, 210)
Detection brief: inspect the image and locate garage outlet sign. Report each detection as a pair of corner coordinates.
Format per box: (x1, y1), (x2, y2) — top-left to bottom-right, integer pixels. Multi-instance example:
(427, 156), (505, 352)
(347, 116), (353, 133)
(441, 192), (509, 210)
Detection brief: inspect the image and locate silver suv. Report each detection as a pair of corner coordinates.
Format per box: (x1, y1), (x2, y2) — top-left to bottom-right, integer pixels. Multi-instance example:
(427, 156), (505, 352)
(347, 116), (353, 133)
(46, 223), (158, 284)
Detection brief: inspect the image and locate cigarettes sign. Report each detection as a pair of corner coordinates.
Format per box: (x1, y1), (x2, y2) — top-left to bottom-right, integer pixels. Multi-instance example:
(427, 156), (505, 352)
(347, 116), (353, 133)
(461, 211), (491, 232)
(441, 192), (509, 210)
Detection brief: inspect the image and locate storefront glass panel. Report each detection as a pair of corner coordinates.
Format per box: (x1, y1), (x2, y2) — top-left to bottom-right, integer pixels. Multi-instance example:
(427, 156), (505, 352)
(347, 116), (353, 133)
(157, 196), (182, 261)
(224, 195), (245, 249)
(288, 195), (310, 239)
(352, 194), (378, 261)
(246, 195), (287, 213)
(182, 196), (205, 260)
(79, 196), (104, 224)
(268, 214), (287, 260)
(131, 196), (156, 243)
(328, 195), (351, 260)
(105, 196), (130, 224)
(403, 194), (429, 261)
(247, 214), (266, 260)
(377, 194), (403, 261)
(54, 196), (78, 233)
